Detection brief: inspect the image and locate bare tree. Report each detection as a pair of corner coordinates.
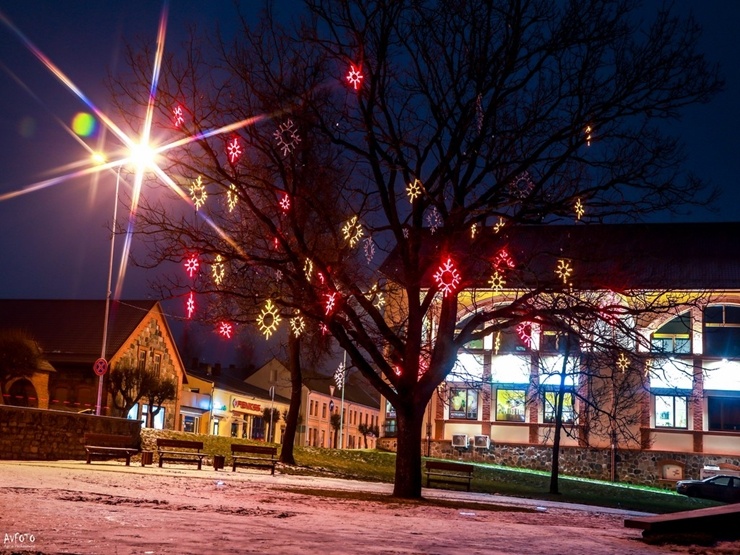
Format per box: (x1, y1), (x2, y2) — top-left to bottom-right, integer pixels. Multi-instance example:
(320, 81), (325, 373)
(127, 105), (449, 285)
(106, 363), (153, 416)
(142, 374), (178, 428)
(0, 329), (42, 400)
(109, 1), (721, 498)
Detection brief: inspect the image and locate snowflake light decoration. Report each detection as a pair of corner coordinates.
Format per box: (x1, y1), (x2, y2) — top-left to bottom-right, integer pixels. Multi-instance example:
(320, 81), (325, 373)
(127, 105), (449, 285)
(555, 259), (573, 284)
(334, 363), (345, 390)
(212, 254), (225, 285)
(493, 249), (515, 271)
(406, 179), (422, 203)
(494, 217), (506, 234)
(617, 353), (629, 373)
(184, 255), (199, 278)
(433, 257), (461, 297)
(275, 269), (283, 281)
(304, 259), (313, 281)
(574, 198), (584, 220)
(346, 64), (363, 90)
(471, 222), (479, 239)
(173, 105), (184, 127)
(489, 270), (506, 292)
(227, 137), (242, 164)
(218, 322), (233, 339)
(320, 323), (329, 335)
(274, 119), (301, 157)
(342, 215), (364, 247)
(403, 228), (409, 239)
(510, 171), (534, 198)
(189, 175), (207, 210)
(585, 125), (593, 147)
(290, 314), (305, 337)
(325, 291), (338, 315)
(257, 299), (281, 339)
(186, 292), (195, 319)
(494, 331), (501, 354)
(365, 283), (385, 309)
(227, 184), (238, 212)
(363, 237), (375, 264)
(427, 206), (442, 234)
(516, 322), (532, 347)
(279, 193), (290, 213)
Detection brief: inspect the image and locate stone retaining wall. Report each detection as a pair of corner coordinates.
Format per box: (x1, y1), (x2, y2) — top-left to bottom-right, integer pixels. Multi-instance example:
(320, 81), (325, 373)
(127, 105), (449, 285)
(378, 436), (740, 485)
(0, 405), (142, 460)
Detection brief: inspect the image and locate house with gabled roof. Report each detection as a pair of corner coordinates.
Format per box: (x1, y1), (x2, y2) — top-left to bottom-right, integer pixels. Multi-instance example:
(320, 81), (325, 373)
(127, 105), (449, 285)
(0, 299), (186, 429)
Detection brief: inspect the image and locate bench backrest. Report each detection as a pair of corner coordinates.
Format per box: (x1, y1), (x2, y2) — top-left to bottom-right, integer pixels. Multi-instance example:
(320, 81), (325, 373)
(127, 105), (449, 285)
(231, 444), (277, 456)
(84, 433), (138, 447)
(426, 460), (474, 473)
(156, 438), (204, 451)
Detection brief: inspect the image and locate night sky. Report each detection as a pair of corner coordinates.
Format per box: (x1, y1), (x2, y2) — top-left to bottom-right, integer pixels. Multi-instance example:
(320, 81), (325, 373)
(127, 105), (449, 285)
(0, 1), (739, 355)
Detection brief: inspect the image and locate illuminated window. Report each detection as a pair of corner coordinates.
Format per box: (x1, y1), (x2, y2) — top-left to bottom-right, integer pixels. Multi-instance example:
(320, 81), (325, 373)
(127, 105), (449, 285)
(495, 388), (526, 422)
(541, 327), (579, 354)
(449, 388), (479, 420)
(213, 420), (220, 435)
(651, 313), (691, 354)
(153, 353), (162, 375)
(655, 395), (687, 428)
(182, 414), (199, 433)
(543, 391), (574, 424)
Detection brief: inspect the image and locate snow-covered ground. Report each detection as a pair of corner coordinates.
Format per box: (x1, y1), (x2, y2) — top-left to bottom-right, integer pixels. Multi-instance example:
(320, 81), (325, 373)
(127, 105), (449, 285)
(0, 460), (736, 554)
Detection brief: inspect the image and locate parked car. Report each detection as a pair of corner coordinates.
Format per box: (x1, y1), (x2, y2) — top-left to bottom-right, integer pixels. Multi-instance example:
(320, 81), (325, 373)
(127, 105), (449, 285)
(676, 474), (740, 503)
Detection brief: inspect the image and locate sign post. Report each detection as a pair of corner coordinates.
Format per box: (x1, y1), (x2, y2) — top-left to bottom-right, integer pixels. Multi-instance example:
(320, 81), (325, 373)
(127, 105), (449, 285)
(93, 357), (108, 415)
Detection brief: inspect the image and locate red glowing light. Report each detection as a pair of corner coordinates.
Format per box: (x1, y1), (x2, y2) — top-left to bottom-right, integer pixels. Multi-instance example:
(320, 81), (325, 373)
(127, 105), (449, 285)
(184, 255), (199, 278)
(227, 137), (242, 163)
(186, 292), (195, 319)
(279, 194), (290, 212)
(218, 322), (233, 339)
(433, 257), (461, 297)
(516, 322), (532, 347)
(325, 291), (338, 315)
(173, 105), (184, 127)
(493, 249), (515, 271)
(346, 64), (363, 90)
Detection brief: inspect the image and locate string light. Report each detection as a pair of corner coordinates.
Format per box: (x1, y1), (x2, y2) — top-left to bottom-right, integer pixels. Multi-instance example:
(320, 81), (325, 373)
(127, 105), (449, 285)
(494, 331), (501, 355)
(325, 291), (338, 315)
(585, 125), (592, 147)
(516, 322), (532, 347)
(471, 222), (479, 239)
(304, 259), (313, 281)
(363, 237), (375, 264)
(617, 353), (629, 373)
(493, 249), (515, 271)
(510, 171), (534, 198)
(494, 217), (505, 234)
(427, 206), (442, 234)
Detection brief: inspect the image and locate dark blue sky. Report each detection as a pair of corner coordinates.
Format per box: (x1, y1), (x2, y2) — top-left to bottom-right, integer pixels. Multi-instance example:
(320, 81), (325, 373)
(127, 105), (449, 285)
(0, 1), (738, 347)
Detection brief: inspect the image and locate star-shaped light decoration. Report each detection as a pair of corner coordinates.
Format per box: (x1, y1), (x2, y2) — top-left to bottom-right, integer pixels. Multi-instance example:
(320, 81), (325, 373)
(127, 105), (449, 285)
(433, 257), (461, 297)
(274, 119), (301, 157)
(257, 299), (281, 339)
(227, 183), (238, 212)
(494, 331), (501, 355)
(279, 193), (290, 213)
(510, 171), (534, 198)
(363, 237), (375, 264)
(290, 313), (305, 337)
(365, 283), (385, 309)
(427, 206), (442, 234)
(342, 215), (364, 247)
(471, 222), (479, 239)
(516, 322), (532, 347)
(218, 321), (233, 339)
(574, 198), (584, 221)
(555, 259), (573, 284)
(186, 291), (195, 319)
(275, 269), (283, 281)
(346, 64), (363, 90)
(334, 362), (345, 390)
(325, 291), (338, 315)
(320, 323), (329, 335)
(406, 179), (422, 203)
(189, 175), (207, 210)
(173, 105), (184, 128)
(493, 249), (515, 271)
(212, 254), (225, 285)
(617, 353), (629, 373)
(304, 259), (313, 281)
(585, 125), (593, 147)
(403, 228), (409, 239)
(494, 217), (506, 234)
(489, 270), (506, 292)
(227, 136), (242, 164)
(184, 255), (199, 278)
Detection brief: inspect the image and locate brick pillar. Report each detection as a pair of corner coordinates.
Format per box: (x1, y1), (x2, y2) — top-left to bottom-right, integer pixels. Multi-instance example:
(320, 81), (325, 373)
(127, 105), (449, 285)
(640, 363), (652, 449)
(434, 384), (445, 438)
(528, 353), (539, 444)
(481, 386), (492, 436)
(692, 357), (704, 453)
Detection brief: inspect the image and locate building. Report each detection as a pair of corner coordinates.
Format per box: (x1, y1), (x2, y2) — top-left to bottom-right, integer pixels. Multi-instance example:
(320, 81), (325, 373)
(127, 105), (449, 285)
(245, 358), (381, 449)
(0, 299), (186, 429)
(379, 222), (740, 467)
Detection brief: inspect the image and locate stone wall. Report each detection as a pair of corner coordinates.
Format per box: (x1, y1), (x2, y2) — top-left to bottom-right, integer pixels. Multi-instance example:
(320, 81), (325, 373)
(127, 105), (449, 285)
(0, 405), (141, 460)
(378, 436), (740, 486)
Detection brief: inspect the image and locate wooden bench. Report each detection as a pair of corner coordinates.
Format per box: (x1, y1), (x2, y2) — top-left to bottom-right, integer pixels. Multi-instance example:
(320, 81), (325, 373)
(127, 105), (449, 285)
(231, 444), (278, 475)
(84, 433), (140, 466)
(157, 438), (206, 470)
(425, 460), (474, 491)
(625, 504), (740, 540)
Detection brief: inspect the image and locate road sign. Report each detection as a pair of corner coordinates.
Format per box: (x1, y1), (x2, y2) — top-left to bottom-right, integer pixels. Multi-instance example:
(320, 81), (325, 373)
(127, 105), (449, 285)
(329, 400), (335, 412)
(93, 358), (108, 376)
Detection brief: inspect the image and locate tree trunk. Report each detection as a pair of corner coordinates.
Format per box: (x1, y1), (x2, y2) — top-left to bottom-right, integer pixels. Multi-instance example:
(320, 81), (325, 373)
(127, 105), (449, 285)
(392, 401), (425, 499)
(280, 335), (302, 465)
(548, 340), (571, 494)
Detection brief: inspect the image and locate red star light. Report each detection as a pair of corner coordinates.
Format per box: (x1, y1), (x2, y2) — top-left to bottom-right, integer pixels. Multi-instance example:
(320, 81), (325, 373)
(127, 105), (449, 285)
(173, 105), (184, 127)
(279, 194), (290, 212)
(184, 255), (199, 278)
(186, 292), (195, 319)
(227, 137), (242, 163)
(433, 257), (461, 297)
(346, 64), (363, 90)
(218, 322), (233, 339)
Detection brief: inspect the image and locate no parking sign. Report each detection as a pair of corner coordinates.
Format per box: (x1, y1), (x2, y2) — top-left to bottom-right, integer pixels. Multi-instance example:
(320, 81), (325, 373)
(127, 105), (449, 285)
(93, 358), (108, 376)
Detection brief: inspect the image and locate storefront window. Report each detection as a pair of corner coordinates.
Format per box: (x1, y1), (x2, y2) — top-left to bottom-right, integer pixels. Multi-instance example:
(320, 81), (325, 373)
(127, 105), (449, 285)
(655, 395), (688, 428)
(182, 415), (198, 433)
(449, 388), (479, 420)
(495, 388), (526, 422)
(543, 391), (574, 424)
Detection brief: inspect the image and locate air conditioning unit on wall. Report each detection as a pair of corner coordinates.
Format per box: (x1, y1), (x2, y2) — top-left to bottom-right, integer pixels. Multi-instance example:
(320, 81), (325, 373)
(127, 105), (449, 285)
(451, 434), (468, 448)
(474, 435), (490, 449)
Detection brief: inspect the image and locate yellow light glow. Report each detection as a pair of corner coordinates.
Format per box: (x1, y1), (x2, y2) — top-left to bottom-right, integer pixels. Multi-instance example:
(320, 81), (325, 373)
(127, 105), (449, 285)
(257, 299), (281, 339)
(128, 142), (156, 173)
(91, 152), (106, 165)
